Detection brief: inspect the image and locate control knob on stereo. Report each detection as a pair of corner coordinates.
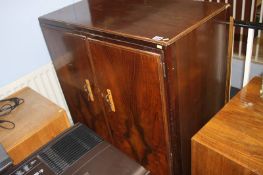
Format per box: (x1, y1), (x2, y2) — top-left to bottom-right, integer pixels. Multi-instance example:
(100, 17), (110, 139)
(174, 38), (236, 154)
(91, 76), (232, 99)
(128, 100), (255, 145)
(23, 165), (30, 171)
(15, 170), (24, 175)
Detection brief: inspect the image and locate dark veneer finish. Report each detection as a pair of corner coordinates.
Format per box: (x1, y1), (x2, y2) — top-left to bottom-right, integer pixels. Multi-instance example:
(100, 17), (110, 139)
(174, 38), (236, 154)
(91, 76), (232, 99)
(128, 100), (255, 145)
(39, 0), (227, 46)
(39, 1), (230, 174)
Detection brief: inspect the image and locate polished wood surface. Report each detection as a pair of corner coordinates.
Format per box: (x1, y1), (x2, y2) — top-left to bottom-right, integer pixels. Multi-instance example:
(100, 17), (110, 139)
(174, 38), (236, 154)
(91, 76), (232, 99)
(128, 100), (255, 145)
(192, 77), (263, 175)
(87, 39), (170, 175)
(165, 11), (229, 175)
(39, 1), (230, 174)
(39, 0), (228, 46)
(41, 27), (112, 142)
(0, 88), (70, 164)
(226, 16), (234, 103)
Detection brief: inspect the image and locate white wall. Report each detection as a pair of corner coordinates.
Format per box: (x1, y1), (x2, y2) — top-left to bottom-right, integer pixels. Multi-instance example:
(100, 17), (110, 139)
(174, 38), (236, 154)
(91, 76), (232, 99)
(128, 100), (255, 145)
(231, 58), (263, 88)
(0, 0), (79, 87)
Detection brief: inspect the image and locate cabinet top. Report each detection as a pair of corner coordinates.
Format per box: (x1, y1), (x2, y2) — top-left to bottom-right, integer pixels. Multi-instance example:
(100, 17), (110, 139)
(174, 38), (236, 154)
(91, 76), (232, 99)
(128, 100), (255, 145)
(192, 77), (263, 173)
(0, 87), (70, 151)
(39, 0), (229, 46)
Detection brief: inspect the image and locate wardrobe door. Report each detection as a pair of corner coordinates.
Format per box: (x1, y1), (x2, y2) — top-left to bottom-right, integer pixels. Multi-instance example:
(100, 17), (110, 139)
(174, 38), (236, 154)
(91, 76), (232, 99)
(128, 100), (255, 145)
(87, 39), (171, 175)
(41, 27), (112, 142)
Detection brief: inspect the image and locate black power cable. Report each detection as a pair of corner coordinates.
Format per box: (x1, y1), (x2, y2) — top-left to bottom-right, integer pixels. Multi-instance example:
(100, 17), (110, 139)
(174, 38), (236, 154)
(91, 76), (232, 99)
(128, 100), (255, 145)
(0, 97), (24, 129)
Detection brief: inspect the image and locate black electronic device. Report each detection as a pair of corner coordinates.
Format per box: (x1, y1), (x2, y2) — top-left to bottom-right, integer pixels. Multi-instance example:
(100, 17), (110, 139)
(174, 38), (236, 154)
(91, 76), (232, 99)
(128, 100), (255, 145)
(0, 144), (13, 173)
(5, 123), (150, 175)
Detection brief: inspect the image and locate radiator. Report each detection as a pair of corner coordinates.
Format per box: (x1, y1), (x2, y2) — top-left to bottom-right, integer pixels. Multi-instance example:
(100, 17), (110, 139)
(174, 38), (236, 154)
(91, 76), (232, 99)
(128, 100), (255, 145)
(0, 62), (73, 124)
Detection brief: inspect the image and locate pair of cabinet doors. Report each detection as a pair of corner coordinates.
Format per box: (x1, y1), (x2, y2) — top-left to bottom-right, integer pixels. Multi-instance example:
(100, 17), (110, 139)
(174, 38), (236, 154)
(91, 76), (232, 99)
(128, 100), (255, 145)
(42, 26), (171, 175)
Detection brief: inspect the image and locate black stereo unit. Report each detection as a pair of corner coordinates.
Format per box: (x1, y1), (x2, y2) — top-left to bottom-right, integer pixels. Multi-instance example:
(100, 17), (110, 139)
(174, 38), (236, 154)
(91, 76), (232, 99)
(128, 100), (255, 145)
(5, 123), (149, 175)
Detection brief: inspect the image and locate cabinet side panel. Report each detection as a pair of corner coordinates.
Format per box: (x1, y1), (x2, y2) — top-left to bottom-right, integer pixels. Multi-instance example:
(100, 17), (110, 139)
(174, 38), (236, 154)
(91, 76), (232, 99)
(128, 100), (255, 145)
(87, 39), (171, 175)
(191, 140), (256, 175)
(165, 10), (229, 175)
(40, 26), (112, 142)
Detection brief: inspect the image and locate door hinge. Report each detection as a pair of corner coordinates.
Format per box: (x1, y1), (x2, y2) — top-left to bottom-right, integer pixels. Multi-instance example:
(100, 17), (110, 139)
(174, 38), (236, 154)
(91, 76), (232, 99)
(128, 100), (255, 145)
(162, 62), (167, 78)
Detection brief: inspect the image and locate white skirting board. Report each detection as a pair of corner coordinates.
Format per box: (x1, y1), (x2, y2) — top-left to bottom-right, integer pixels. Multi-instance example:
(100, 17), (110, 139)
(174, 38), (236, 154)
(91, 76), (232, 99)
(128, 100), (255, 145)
(0, 62), (73, 124)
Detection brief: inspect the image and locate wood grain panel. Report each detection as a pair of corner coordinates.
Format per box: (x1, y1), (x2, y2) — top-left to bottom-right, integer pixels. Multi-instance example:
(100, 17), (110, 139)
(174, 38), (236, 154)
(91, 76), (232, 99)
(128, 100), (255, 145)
(39, 0), (227, 46)
(39, 2), (230, 174)
(164, 11), (229, 175)
(0, 87), (70, 164)
(192, 140), (255, 175)
(192, 77), (263, 175)
(87, 39), (171, 175)
(41, 27), (112, 142)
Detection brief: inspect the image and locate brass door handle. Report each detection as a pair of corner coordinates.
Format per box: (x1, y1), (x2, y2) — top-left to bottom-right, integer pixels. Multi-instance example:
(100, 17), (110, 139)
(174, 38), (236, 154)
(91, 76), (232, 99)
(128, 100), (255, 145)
(83, 79), (94, 102)
(105, 89), (116, 112)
